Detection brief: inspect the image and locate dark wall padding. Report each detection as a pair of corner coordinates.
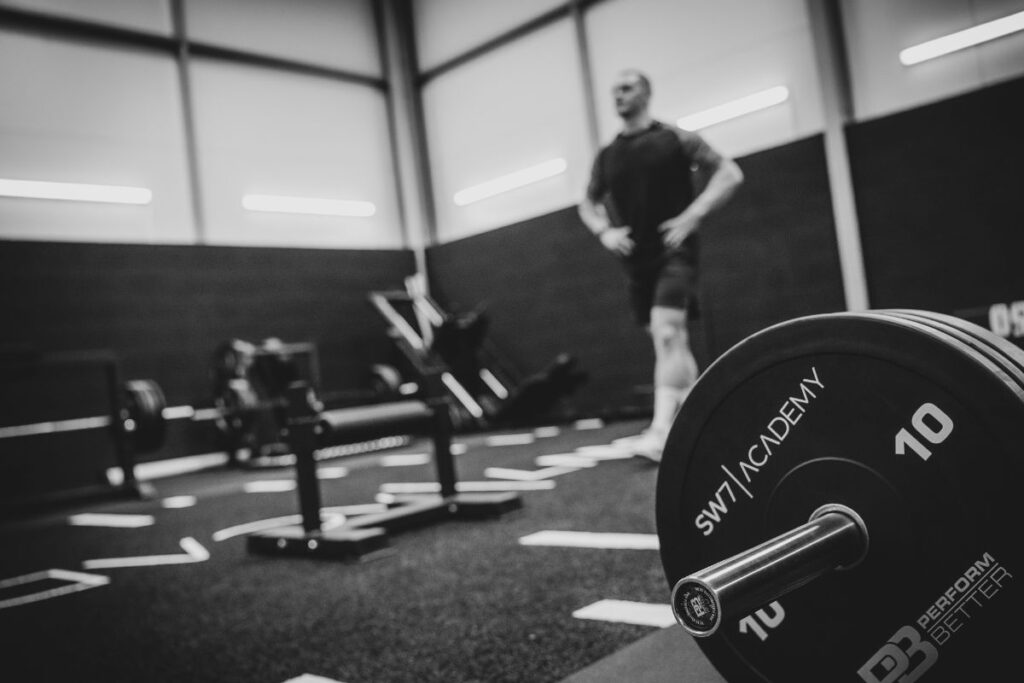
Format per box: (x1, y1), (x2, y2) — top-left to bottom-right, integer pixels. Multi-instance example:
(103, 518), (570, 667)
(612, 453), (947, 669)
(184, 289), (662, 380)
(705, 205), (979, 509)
(427, 134), (846, 418)
(0, 240), (414, 458)
(428, 206), (653, 419)
(847, 75), (1024, 312)
(697, 134), (847, 355)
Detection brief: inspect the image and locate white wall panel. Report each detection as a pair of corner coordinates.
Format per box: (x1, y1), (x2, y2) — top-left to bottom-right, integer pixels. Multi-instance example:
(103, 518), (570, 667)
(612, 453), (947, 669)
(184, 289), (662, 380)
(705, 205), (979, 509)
(0, 0), (172, 33)
(190, 60), (402, 249)
(585, 0), (824, 158)
(841, 0), (1024, 121)
(0, 31), (194, 243)
(414, 0), (566, 72)
(184, 0), (381, 76)
(421, 20), (591, 243)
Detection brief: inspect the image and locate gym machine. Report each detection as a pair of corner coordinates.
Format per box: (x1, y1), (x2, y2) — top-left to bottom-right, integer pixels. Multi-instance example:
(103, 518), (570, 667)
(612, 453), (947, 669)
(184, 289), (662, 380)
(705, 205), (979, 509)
(656, 309), (1023, 682)
(246, 379), (522, 560)
(0, 349), (157, 513)
(369, 276), (588, 431)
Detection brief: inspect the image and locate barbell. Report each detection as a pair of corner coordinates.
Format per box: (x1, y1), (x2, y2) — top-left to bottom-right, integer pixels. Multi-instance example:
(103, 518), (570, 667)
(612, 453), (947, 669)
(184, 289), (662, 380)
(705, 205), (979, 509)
(656, 309), (1021, 681)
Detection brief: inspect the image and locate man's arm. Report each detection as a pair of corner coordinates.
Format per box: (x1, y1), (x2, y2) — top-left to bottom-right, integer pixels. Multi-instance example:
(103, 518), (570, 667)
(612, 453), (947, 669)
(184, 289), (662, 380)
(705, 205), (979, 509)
(580, 153), (635, 256)
(660, 131), (744, 248)
(580, 196), (635, 257)
(578, 193), (611, 235)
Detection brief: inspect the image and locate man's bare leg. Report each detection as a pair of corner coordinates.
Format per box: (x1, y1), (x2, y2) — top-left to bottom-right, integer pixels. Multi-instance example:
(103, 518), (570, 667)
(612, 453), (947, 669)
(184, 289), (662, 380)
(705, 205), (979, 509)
(633, 305), (698, 461)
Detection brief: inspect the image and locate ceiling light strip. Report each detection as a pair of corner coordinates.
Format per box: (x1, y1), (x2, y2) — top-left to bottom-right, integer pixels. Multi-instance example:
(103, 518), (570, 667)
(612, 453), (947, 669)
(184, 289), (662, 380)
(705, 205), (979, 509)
(900, 10), (1024, 66)
(454, 158), (567, 206)
(677, 86), (790, 131)
(242, 193), (376, 217)
(0, 178), (152, 205)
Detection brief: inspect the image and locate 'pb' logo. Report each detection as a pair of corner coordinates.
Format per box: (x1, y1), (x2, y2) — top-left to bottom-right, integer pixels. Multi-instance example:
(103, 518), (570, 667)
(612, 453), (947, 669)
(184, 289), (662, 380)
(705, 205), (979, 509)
(858, 625), (938, 683)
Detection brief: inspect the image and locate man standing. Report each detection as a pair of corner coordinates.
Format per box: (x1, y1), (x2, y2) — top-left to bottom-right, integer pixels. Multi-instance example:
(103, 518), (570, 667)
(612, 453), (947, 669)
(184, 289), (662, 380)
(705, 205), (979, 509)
(578, 69), (744, 462)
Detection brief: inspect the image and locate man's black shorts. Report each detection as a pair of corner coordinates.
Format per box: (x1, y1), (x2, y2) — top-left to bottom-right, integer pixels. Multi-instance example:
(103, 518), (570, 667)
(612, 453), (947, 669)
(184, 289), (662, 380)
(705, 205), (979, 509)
(627, 253), (699, 326)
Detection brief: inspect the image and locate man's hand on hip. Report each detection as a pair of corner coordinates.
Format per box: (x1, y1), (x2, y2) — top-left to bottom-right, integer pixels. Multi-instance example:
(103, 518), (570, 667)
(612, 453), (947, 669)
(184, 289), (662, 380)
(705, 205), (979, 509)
(600, 226), (634, 256)
(659, 214), (700, 249)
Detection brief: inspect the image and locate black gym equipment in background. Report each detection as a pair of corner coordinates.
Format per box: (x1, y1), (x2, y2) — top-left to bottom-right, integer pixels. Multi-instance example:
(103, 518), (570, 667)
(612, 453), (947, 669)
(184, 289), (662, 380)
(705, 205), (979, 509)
(369, 278), (588, 432)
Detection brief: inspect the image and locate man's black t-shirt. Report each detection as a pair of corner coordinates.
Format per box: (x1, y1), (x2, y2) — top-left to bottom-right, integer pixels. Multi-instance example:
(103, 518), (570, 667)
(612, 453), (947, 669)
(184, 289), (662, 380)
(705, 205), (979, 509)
(587, 120), (721, 270)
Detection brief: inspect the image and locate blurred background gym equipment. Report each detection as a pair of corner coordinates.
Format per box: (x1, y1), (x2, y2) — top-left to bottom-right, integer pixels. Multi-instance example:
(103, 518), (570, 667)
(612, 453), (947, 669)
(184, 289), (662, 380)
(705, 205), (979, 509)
(370, 275), (589, 431)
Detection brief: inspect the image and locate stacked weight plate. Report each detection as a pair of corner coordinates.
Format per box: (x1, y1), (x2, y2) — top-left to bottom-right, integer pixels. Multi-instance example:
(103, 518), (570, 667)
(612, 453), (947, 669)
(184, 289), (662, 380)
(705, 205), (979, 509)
(655, 310), (1023, 682)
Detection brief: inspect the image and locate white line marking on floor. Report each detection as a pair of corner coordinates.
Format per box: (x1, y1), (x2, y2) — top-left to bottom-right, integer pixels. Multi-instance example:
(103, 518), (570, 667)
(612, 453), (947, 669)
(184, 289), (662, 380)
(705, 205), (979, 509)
(535, 454), (598, 468)
(322, 503), (388, 516)
(212, 505), (384, 542)
(574, 444), (634, 460)
(82, 537), (209, 569)
(485, 433), (536, 447)
(484, 466), (579, 481)
(380, 480), (556, 494)
(214, 516), (303, 541)
(0, 569), (110, 611)
(318, 466), (348, 479)
(243, 480), (296, 493)
(573, 418), (605, 430)
(533, 426), (561, 438)
(572, 599), (676, 628)
(162, 495), (197, 509)
(451, 443), (468, 455)
(282, 674), (347, 683)
(379, 453), (431, 467)
(68, 513), (155, 528)
(519, 530), (659, 550)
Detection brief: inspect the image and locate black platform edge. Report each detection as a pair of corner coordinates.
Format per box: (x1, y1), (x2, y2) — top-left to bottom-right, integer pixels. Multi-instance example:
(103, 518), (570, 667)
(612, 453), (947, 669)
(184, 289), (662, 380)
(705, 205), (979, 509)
(246, 493), (522, 560)
(246, 525), (389, 560)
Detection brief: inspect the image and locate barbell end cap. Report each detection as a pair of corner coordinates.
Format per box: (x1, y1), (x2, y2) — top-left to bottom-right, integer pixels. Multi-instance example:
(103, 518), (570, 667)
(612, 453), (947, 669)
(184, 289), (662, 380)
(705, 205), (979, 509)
(671, 577), (722, 638)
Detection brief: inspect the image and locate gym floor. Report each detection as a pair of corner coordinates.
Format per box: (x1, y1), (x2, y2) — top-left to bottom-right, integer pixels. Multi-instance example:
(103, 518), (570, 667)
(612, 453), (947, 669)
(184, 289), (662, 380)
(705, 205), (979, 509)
(0, 418), (723, 683)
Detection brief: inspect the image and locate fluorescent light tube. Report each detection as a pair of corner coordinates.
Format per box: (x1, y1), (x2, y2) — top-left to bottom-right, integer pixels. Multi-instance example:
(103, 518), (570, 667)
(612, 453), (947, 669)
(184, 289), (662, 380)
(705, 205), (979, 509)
(900, 10), (1024, 65)
(0, 178), (152, 205)
(454, 158), (567, 206)
(242, 193), (376, 217)
(677, 86), (790, 131)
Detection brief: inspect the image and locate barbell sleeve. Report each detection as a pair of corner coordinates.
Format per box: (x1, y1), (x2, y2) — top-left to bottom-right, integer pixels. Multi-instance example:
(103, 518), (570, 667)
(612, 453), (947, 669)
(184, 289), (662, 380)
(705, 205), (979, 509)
(671, 505), (868, 637)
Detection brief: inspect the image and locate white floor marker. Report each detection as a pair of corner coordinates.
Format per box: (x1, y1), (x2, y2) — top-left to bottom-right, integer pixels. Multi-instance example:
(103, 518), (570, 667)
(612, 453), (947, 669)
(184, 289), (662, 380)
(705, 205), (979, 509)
(519, 530), (659, 550)
(485, 433), (536, 447)
(282, 674), (346, 683)
(574, 444), (634, 460)
(379, 453), (431, 467)
(212, 504), (386, 542)
(483, 466), (579, 481)
(243, 480), (296, 493)
(535, 454), (598, 468)
(0, 569), (109, 610)
(379, 480), (555, 494)
(82, 537), (209, 570)
(318, 466), (348, 479)
(572, 599), (676, 628)
(162, 495), (197, 509)
(68, 513), (155, 528)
